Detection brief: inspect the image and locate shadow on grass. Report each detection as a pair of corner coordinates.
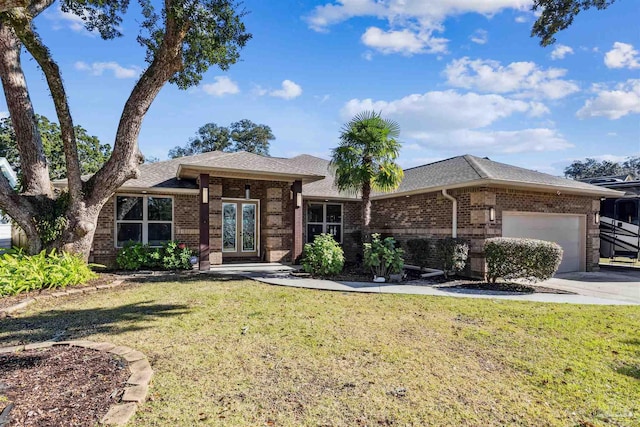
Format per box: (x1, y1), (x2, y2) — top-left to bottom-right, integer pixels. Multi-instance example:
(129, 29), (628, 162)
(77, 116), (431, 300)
(616, 364), (640, 380)
(0, 301), (189, 347)
(123, 273), (248, 284)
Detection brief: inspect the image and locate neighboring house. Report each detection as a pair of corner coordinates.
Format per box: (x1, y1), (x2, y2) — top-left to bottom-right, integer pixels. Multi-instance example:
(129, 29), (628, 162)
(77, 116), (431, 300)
(0, 157), (18, 249)
(54, 151), (621, 277)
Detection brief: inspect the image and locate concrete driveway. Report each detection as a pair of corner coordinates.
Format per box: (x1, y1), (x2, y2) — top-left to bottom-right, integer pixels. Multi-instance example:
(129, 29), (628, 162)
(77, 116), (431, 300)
(540, 267), (640, 304)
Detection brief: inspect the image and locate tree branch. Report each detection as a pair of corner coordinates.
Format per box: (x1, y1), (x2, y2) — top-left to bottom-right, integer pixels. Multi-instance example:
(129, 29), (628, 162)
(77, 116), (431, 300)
(87, 9), (186, 205)
(28, 0), (54, 16)
(0, 22), (52, 196)
(0, 168), (40, 250)
(5, 8), (83, 201)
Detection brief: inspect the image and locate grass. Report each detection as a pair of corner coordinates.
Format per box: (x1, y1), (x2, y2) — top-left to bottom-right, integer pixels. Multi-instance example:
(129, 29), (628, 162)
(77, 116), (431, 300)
(600, 257), (640, 268)
(1, 276), (638, 426)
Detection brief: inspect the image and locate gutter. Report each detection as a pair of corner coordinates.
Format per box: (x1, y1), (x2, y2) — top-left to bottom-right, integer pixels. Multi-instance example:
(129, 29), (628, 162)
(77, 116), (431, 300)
(441, 189), (457, 238)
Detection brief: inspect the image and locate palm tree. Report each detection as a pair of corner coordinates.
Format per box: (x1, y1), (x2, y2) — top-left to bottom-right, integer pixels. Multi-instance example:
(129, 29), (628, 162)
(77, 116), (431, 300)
(330, 110), (404, 243)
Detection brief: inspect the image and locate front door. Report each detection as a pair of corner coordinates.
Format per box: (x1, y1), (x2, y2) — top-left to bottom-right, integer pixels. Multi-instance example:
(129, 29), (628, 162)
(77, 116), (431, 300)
(222, 200), (259, 258)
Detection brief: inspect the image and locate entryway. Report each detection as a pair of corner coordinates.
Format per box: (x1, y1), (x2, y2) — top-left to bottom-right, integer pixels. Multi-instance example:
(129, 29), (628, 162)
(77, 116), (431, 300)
(222, 200), (259, 259)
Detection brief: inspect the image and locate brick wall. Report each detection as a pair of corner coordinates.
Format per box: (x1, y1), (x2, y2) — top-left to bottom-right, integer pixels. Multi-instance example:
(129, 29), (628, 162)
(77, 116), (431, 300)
(91, 192), (199, 268)
(369, 187), (599, 277)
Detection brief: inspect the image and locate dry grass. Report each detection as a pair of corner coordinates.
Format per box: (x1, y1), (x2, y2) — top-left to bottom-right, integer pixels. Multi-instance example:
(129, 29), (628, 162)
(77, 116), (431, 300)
(1, 276), (638, 426)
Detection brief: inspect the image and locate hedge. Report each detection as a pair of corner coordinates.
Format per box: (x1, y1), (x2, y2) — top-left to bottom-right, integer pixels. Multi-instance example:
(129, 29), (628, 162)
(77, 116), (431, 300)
(484, 237), (563, 283)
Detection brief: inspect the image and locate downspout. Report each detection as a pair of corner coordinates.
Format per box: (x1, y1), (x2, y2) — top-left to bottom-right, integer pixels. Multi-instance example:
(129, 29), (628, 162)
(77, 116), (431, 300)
(441, 189), (457, 238)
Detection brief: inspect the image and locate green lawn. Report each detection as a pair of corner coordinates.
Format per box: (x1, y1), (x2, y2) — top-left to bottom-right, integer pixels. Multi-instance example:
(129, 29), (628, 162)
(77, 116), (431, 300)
(1, 276), (638, 426)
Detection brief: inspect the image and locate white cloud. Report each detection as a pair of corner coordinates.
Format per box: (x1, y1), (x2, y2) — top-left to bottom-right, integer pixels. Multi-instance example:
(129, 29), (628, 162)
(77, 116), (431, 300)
(444, 57), (580, 100)
(74, 61), (140, 79)
(269, 80), (303, 100)
(201, 76), (240, 97)
(604, 42), (640, 69)
(340, 89), (570, 154)
(409, 128), (573, 153)
(306, 0), (530, 55)
(607, 132), (618, 137)
(469, 29), (488, 45)
(361, 27), (448, 55)
(514, 15), (528, 23)
(0, 112), (8, 119)
(577, 79), (640, 120)
(550, 44), (574, 60)
(45, 6), (103, 36)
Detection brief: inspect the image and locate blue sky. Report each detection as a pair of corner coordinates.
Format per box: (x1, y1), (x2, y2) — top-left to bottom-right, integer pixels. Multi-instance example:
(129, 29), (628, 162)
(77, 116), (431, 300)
(1, 0), (639, 176)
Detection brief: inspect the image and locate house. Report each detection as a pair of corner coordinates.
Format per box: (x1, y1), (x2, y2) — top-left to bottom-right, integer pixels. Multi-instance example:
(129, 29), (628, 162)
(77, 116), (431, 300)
(0, 158), (18, 249)
(65, 151), (621, 277)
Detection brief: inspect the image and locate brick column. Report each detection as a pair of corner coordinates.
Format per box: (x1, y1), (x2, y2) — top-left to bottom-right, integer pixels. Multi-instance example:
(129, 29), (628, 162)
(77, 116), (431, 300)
(292, 180), (303, 263)
(199, 173), (210, 271)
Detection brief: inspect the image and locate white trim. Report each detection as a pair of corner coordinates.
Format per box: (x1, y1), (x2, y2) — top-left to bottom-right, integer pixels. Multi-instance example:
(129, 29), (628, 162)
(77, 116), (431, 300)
(306, 202), (343, 243)
(114, 194), (174, 248)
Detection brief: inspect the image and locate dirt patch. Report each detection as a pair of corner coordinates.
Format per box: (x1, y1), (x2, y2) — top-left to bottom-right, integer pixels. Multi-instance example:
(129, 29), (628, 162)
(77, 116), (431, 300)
(0, 273), (121, 311)
(0, 346), (129, 426)
(441, 280), (575, 294)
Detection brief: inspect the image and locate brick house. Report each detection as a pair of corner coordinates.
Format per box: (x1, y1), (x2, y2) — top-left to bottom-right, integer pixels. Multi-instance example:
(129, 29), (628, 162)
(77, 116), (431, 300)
(75, 151), (620, 277)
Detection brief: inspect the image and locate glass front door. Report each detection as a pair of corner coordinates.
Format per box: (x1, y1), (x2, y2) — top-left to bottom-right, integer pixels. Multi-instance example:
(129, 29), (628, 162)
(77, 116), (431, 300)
(222, 201), (259, 257)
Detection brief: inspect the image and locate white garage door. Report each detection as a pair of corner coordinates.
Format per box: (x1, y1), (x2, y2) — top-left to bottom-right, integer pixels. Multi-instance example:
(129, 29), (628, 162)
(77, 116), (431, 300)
(0, 223), (11, 249)
(502, 212), (585, 273)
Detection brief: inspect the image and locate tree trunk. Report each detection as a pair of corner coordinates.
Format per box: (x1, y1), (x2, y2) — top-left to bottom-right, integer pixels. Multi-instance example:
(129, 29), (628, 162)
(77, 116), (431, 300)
(0, 23), (52, 197)
(362, 180), (371, 244)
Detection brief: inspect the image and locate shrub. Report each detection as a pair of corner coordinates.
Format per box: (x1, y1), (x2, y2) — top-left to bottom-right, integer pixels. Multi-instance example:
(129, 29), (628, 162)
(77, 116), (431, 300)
(116, 241), (195, 271)
(436, 238), (469, 278)
(363, 233), (404, 279)
(405, 238), (431, 270)
(301, 233), (344, 276)
(0, 249), (97, 296)
(484, 237), (563, 283)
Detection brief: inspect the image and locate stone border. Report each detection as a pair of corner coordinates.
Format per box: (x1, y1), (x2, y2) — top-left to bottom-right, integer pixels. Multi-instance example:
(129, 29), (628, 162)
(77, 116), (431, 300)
(0, 340), (153, 426)
(0, 280), (126, 318)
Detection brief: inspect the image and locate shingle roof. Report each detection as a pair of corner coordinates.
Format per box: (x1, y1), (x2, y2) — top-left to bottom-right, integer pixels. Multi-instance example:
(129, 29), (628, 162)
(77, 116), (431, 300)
(377, 154), (621, 197)
(288, 155), (359, 199)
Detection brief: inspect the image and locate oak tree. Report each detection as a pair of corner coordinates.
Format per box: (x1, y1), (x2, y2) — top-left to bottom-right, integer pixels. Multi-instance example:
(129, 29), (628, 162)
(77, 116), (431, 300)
(0, 0), (250, 256)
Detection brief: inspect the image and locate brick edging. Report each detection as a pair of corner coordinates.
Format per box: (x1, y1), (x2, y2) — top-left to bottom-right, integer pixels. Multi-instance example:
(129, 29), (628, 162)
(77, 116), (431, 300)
(0, 279), (126, 318)
(0, 340), (153, 426)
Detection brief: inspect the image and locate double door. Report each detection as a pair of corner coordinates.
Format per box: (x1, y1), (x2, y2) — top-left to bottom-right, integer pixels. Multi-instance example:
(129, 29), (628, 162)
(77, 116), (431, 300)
(222, 200), (259, 257)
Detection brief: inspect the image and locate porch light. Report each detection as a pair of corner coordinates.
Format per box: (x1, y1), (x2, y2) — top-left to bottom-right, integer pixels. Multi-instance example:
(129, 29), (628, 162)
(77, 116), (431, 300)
(595, 212), (600, 225)
(296, 193), (302, 208)
(245, 184), (250, 199)
(489, 207), (496, 222)
(201, 187), (209, 204)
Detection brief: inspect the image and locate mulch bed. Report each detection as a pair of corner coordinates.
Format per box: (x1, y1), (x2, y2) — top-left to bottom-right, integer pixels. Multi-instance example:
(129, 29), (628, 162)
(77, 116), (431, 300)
(0, 274), (120, 311)
(0, 346), (129, 427)
(440, 280), (575, 294)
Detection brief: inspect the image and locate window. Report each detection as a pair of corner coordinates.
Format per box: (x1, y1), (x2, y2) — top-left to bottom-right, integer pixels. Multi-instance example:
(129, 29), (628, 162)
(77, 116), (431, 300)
(307, 203), (342, 243)
(116, 196), (173, 247)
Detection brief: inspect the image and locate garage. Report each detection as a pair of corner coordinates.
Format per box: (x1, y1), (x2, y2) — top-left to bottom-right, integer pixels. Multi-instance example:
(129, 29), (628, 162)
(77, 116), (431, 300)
(502, 212), (586, 273)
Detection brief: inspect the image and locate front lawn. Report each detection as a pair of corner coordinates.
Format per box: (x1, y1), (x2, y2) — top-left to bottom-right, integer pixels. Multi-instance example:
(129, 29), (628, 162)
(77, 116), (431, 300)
(1, 276), (638, 426)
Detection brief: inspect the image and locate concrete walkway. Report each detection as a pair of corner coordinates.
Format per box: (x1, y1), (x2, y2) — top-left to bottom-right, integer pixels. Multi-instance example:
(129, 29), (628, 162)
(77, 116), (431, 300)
(208, 263), (639, 306)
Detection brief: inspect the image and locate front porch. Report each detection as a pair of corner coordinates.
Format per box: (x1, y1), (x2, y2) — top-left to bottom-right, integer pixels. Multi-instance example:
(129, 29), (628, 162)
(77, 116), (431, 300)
(175, 158), (323, 271)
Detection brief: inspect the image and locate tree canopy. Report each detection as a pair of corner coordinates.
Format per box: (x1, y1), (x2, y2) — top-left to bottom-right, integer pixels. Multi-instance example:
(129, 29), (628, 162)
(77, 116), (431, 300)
(169, 119), (274, 158)
(330, 110), (404, 242)
(564, 156), (639, 180)
(0, 115), (111, 180)
(0, 0), (251, 256)
(531, 0), (617, 46)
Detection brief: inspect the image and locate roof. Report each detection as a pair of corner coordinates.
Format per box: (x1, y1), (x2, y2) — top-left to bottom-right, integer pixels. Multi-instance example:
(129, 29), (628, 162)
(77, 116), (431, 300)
(288, 155), (359, 200)
(176, 151), (324, 183)
(374, 154), (623, 198)
(52, 151), (622, 198)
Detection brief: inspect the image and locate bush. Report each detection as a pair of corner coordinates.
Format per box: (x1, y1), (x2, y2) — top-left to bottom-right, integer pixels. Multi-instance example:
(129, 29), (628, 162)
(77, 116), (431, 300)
(363, 233), (404, 279)
(405, 238), (431, 270)
(436, 237), (469, 278)
(484, 237), (563, 283)
(116, 241), (195, 271)
(301, 233), (344, 276)
(0, 249), (97, 296)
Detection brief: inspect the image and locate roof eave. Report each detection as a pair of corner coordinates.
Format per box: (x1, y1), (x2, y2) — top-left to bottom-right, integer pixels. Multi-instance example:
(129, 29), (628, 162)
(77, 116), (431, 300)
(370, 178), (625, 200)
(177, 164), (325, 184)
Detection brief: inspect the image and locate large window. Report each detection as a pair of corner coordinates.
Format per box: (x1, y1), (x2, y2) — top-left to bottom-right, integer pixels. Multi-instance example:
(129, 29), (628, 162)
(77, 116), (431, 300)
(116, 196), (173, 247)
(307, 203), (342, 243)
